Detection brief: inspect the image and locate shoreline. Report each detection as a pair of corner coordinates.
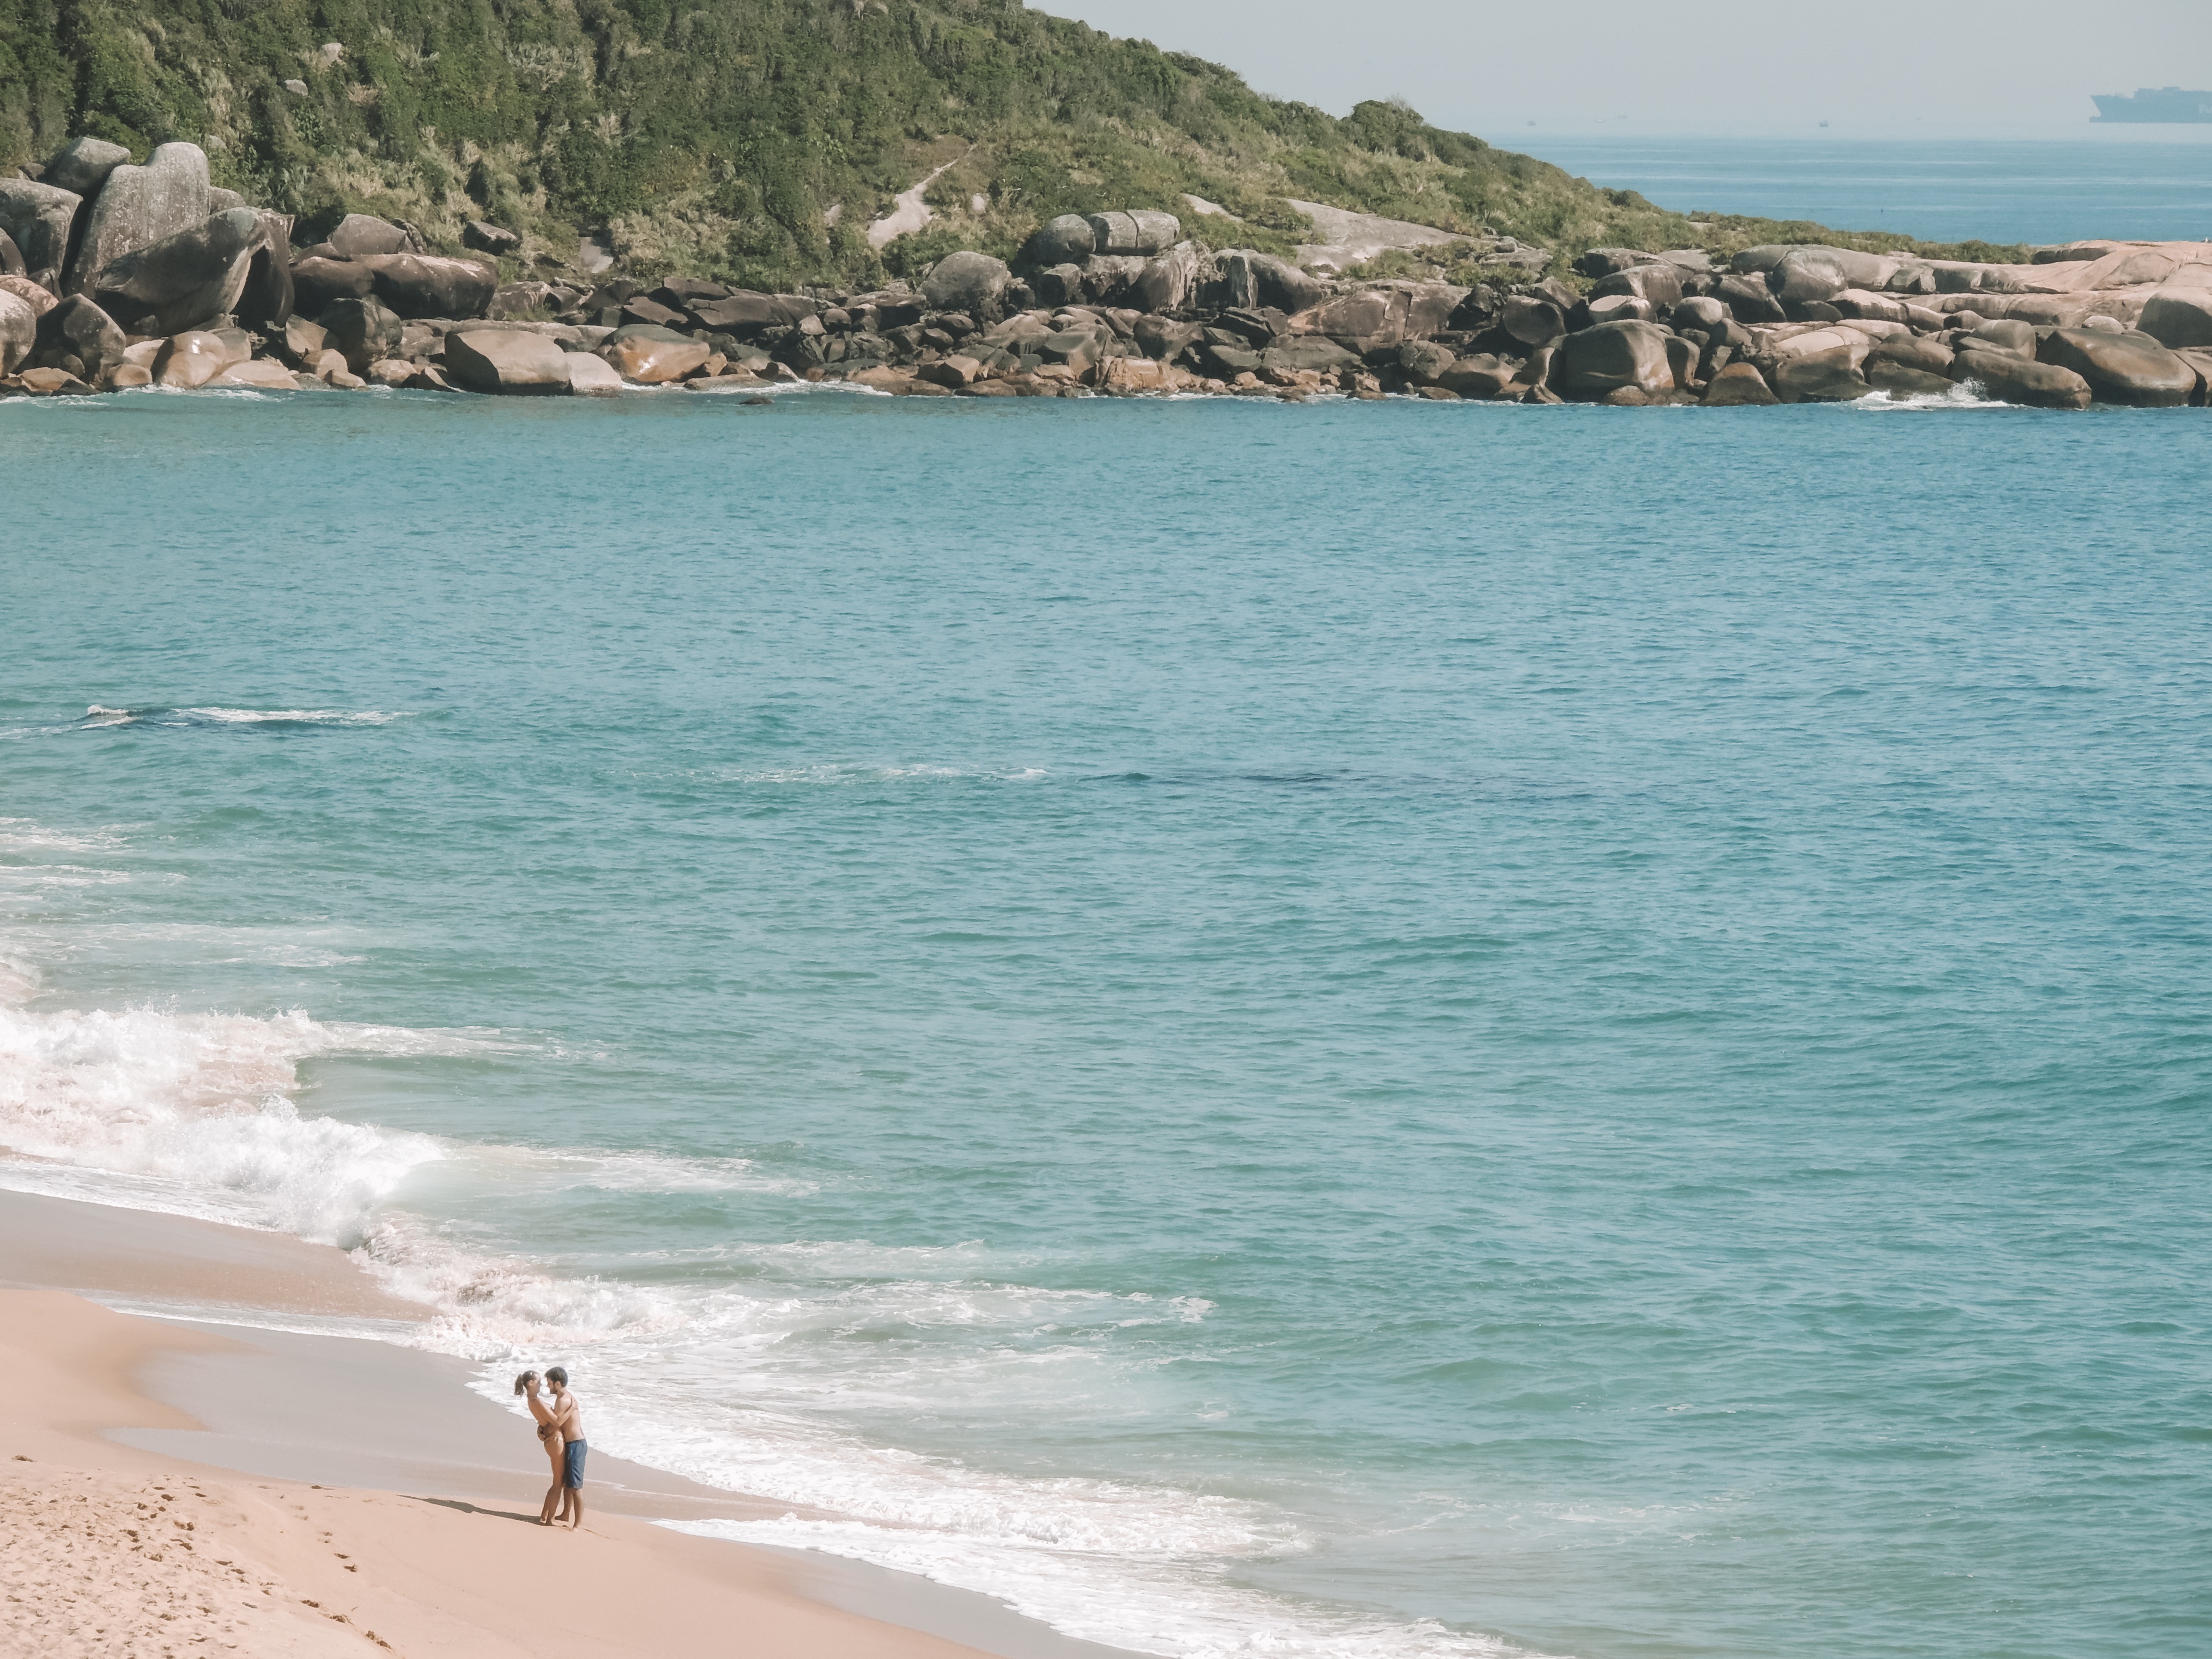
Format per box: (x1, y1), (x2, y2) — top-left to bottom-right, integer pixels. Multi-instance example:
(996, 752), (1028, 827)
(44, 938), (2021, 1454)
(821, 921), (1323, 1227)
(6, 132), (2211, 409)
(0, 1184), (1142, 1659)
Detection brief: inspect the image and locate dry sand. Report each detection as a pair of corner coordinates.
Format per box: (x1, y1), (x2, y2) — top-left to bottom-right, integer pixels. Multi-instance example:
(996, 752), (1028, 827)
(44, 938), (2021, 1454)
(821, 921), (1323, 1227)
(0, 1189), (1132, 1659)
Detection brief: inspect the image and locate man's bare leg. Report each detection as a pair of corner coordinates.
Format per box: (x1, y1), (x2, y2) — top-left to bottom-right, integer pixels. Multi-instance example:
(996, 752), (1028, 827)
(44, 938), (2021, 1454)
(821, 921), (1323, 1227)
(541, 1476), (564, 1526)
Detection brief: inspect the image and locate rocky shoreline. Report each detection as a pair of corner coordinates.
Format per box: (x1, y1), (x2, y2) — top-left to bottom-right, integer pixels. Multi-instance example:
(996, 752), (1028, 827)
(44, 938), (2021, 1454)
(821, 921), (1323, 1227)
(7, 137), (2212, 409)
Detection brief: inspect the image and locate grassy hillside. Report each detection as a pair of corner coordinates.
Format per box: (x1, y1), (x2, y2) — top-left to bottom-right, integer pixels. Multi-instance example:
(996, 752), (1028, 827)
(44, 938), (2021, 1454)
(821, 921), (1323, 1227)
(0, 0), (2021, 289)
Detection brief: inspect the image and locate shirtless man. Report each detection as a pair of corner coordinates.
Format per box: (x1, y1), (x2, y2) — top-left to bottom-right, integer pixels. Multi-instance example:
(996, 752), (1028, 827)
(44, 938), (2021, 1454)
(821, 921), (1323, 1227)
(524, 1367), (587, 1528)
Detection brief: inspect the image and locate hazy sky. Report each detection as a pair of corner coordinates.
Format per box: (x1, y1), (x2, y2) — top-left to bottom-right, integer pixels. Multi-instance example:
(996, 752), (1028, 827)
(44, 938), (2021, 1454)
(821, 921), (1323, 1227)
(1055, 0), (2212, 138)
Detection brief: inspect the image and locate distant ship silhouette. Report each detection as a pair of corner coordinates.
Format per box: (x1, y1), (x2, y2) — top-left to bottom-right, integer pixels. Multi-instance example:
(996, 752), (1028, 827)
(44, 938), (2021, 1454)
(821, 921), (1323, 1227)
(2092, 87), (2212, 123)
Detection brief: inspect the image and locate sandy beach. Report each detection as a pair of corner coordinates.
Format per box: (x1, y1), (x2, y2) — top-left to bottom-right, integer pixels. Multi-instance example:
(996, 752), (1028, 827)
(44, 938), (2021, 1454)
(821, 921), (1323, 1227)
(0, 1188), (1130, 1659)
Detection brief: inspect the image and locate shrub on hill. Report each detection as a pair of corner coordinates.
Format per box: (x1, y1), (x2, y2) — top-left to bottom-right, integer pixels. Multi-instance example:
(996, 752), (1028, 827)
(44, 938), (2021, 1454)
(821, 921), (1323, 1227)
(0, 0), (2023, 287)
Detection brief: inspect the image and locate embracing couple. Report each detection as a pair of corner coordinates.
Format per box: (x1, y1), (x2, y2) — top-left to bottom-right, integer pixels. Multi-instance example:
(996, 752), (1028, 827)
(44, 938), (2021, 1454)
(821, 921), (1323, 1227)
(513, 1366), (589, 1528)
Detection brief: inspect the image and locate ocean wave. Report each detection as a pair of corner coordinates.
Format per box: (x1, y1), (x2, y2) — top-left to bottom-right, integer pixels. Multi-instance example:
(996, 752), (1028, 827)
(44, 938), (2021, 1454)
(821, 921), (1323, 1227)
(455, 1142), (818, 1198)
(714, 762), (1051, 786)
(665, 1516), (1545, 1659)
(1851, 384), (2013, 411)
(358, 1213), (692, 1352)
(0, 816), (133, 853)
(0, 1000), (512, 1243)
(81, 705), (408, 729)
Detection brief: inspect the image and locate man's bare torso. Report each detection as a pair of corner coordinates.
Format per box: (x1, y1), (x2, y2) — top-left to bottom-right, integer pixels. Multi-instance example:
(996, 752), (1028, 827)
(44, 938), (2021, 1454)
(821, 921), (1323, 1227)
(550, 1387), (585, 1442)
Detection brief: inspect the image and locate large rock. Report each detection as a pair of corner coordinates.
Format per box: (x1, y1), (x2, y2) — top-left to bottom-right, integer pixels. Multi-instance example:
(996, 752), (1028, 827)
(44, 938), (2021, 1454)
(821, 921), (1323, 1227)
(1087, 210), (1180, 257)
(1731, 245), (1796, 275)
(0, 228), (19, 276)
(1671, 295), (1731, 333)
(32, 294), (126, 378)
(1866, 360), (1955, 397)
(319, 296), (403, 372)
(1717, 274), (1787, 323)
(1831, 289), (1912, 323)
(490, 280), (558, 319)
(0, 273), (55, 315)
(1574, 247), (1665, 278)
(1765, 327), (1874, 371)
(1135, 242), (1202, 313)
(1037, 326), (1110, 376)
(67, 142), (210, 294)
(1288, 281), (1463, 354)
(1927, 260), (2040, 296)
(922, 251), (1010, 317)
(1769, 246), (1898, 305)
(363, 253), (498, 320)
(1869, 335), (1954, 375)
(0, 179), (82, 282)
(1133, 314), (1206, 361)
(281, 316), (329, 363)
(2134, 289), (2212, 350)
(621, 295), (688, 328)
(1264, 337), (1362, 375)
(1079, 254), (1147, 306)
(1949, 350), (2092, 409)
(2035, 328), (2196, 407)
(209, 359), (304, 390)
(1586, 294), (1652, 326)
(1502, 293), (1566, 345)
(1290, 289), (1395, 353)
(1701, 361), (1778, 405)
(234, 213), (295, 330)
(690, 290), (819, 334)
(603, 325), (711, 382)
(0, 288), (36, 373)
(1030, 264), (1084, 307)
(1555, 319), (1673, 399)
(462, 219), (521, 255)
(2172, 348), (2212, 405)
(1772, 347), (1869, 403)
(1436, 355), (1518, 399)
(1234, 251), (1327, 314)
(1395, 339), (1455, 385)
(41, 136), (131, 198)
(564, 350), (623, 395)
(154, 329), (229, 388)
(90, 207), (259, 336)
(325, 214), (411, 259)
(1968, 319), (2038, 357)
(293, 256), (376, 315)
(16, 365), (94, 395)
(445, 328), (573, 394)
(1027, 214), (1095, 266)
(1591, 262), (1683, 309)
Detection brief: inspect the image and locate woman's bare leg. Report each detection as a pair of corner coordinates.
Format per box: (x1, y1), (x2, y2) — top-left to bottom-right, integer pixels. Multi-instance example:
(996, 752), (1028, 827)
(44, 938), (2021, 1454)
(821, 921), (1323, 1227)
(540, 1437), (565, 1524)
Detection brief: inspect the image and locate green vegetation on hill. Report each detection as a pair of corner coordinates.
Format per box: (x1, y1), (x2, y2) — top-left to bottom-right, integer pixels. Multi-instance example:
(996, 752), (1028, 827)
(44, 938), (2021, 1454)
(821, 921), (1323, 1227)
(0, 0), (2024, 288)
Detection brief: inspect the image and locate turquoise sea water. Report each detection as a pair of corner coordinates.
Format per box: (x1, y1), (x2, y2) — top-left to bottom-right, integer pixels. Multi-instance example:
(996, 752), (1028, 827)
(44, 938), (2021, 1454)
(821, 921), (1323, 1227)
(1518, 135), (2212, 245)
(3, 387), (2210, 1659)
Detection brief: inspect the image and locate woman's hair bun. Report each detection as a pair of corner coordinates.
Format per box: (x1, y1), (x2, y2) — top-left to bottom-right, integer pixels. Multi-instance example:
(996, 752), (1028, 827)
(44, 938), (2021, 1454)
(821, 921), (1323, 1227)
(513, 1370), (538, 1396)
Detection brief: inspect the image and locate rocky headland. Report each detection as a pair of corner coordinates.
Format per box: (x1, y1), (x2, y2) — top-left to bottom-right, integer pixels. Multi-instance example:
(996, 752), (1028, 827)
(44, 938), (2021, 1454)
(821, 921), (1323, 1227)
(6, 136), (2212, 409)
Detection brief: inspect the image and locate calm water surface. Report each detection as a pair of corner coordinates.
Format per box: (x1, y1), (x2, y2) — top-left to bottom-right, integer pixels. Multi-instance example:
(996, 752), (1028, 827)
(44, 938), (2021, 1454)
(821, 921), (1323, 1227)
(1519, 134), (2212, 244)
(2, 388), (2208, 1659)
